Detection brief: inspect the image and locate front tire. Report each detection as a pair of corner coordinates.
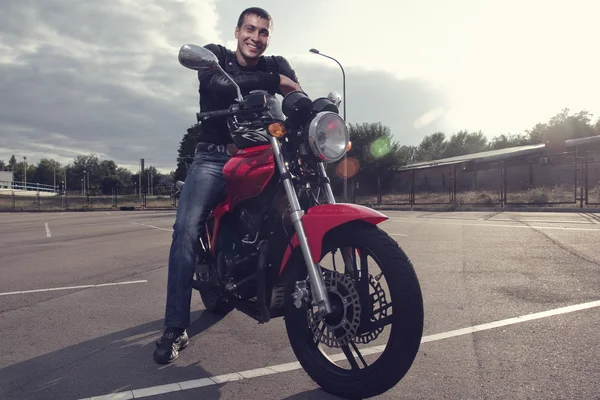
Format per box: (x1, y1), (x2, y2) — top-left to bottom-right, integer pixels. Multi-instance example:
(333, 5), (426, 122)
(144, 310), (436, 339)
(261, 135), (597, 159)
(283, 223), (424, 399)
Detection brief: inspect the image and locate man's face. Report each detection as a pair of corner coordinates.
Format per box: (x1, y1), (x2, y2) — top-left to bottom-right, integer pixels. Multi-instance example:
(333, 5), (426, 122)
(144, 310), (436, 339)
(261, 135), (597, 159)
(235, 13), (272, 60)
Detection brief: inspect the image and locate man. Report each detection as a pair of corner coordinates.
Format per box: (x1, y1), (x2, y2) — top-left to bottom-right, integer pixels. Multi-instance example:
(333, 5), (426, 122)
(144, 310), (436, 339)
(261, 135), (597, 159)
(154, 7), (302, 364)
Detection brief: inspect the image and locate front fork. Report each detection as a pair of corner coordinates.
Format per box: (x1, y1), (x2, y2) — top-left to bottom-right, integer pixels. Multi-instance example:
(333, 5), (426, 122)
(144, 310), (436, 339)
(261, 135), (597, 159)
(317, 163), (356, 276)
(270, 137), (333, 316)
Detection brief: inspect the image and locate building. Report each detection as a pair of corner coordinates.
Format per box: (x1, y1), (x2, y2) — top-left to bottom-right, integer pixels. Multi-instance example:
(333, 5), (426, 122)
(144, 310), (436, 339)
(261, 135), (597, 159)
(383, 135), (600, 207)
(0, 171), (13, 189)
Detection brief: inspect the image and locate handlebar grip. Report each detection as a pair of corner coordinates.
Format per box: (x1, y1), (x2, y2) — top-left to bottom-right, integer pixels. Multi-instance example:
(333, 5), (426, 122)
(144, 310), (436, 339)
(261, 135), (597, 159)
(196, 109), (233, 121)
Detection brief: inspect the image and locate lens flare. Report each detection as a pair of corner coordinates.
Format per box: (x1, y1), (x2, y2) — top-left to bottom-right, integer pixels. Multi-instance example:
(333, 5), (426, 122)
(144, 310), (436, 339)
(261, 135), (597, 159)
(369, 137), (392, 158)
(336, 157), (360, 178)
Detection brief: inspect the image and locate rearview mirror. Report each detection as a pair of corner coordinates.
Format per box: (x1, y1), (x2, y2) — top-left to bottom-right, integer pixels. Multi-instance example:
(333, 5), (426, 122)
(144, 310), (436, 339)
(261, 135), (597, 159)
(178, 44), (219, 70)
(178, 44), (244, 102)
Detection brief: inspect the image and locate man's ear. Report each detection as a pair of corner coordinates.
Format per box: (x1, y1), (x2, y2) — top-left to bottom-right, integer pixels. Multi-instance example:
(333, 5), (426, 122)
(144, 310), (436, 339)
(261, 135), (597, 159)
(234, 27), (239, 40)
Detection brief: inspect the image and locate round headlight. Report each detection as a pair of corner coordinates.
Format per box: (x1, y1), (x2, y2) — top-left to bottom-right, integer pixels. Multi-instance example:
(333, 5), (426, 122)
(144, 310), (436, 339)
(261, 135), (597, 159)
(306, 112), (349, 163)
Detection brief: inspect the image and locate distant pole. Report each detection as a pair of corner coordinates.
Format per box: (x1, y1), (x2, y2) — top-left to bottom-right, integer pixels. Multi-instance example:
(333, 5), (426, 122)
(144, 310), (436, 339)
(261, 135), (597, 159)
(140, 158), (145, 199)
(309, 48), (348, 202)
(23, 156), (27, 188)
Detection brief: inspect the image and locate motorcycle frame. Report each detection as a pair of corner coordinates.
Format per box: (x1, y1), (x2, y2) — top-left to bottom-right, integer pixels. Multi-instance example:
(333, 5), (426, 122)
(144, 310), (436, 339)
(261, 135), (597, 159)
(203, 134), (388, 318)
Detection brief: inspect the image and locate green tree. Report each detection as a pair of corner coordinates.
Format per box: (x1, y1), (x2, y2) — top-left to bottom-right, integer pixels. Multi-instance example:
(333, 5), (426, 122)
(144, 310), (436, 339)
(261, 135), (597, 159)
(442, 130), (488, 158)
(346, 122), (406, 175)
(174, 125), (200, 182)
(8, 155), (17, 172)
(415, 132), (447, 161)
(525, 108), (596, 144)
(31, 158), (63, 187)
(489, 133), (532, 150)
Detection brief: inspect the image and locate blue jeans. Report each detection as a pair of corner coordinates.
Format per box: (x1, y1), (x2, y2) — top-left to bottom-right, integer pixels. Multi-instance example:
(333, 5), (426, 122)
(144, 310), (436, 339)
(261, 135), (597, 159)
(163, 143), (230, 329)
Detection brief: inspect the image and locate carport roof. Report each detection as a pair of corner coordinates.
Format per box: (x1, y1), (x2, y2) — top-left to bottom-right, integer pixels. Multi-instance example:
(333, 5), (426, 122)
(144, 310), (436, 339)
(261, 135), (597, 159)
(400, 134), (600, 171)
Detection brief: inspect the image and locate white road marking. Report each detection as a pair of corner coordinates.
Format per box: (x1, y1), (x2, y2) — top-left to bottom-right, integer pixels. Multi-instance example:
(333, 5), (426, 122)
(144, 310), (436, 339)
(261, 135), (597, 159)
(0, 280), (148, 296)
(489, 218), (594, 225)
(389, 218), (600, 232)
(45, 222), (51, 238)
(132, 222), (173, 232)
(105, 211), (111, 215)
(77, 298), (600, 400)
(390, 233), (409, 237)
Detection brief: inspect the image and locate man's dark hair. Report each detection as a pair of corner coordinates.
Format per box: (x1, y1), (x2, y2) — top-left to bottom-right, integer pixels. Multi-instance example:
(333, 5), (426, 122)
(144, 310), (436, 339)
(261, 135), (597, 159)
(237, 7), (272, 29)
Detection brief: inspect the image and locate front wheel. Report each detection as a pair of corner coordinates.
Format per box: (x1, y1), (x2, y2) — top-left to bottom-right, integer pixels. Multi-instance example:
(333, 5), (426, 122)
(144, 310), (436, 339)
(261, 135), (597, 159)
(283, 223), (424, 399)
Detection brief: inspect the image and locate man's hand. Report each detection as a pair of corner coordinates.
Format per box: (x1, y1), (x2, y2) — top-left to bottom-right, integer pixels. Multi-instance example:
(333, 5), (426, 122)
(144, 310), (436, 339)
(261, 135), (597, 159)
(279, 74), (302, 96)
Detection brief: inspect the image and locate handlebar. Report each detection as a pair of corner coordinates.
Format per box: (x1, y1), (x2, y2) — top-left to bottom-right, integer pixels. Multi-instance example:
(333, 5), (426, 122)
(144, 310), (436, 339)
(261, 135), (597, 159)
(196, 105), (269, 122)
(196, 109), (237, 122)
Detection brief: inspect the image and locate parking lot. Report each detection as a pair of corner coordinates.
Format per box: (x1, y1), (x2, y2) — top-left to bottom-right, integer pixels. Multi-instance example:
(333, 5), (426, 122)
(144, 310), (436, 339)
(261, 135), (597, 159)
(1, 209), (599, 399)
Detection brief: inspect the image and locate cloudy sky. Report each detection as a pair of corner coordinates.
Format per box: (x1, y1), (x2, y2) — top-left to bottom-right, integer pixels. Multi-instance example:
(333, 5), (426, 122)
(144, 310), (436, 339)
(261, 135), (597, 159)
(1, 0), (598, 173)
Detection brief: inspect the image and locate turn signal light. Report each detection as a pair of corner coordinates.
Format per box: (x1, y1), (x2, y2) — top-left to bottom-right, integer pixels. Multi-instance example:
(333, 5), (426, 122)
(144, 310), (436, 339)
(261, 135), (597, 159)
(268, 122), (286, 138)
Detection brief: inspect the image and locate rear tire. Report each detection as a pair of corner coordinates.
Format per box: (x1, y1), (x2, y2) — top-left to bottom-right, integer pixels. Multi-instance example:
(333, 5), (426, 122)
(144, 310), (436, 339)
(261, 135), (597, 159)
(283, 223), (424, 399)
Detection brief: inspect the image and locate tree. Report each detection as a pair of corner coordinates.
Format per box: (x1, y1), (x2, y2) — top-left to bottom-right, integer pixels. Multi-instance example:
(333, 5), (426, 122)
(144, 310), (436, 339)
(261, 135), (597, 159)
(345, 122), (406, 176)
(442, 130), (488, 158)
(8, 155), (17, 172)
(174, 125), (200, 182)
(415, 132), (447, 161)
(525, 108), (597, 144)
(32, 158), (63, 187)
(66, 154), (101, 190)
(489, 133), (532, 150)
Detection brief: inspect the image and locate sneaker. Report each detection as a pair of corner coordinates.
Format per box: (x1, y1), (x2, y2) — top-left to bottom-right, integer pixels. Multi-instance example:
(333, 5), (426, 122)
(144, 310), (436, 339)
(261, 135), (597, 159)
(153, 327), (189, 364)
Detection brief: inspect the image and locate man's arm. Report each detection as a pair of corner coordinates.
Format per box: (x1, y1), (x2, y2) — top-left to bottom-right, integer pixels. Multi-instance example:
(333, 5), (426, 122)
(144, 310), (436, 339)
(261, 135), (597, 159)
(273, 55), (300, 85)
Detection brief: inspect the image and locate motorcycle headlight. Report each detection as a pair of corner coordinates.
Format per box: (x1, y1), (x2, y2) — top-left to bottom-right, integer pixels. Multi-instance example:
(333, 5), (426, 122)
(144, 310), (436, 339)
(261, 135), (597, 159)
(306, 112), (349, 163)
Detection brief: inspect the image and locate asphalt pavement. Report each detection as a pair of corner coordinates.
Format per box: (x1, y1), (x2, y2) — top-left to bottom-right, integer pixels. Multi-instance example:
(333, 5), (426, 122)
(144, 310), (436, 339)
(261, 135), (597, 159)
(1, 209), (599, 399)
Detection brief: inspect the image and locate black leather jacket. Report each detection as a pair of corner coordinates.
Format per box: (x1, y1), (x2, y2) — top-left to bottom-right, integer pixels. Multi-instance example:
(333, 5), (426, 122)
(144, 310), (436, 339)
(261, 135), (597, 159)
(196, 44), (300, 145)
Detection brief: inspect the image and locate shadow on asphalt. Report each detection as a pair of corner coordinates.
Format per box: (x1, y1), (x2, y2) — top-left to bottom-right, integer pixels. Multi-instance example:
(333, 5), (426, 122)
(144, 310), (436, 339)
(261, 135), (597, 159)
(0, 309), (226, 400)
(282, 389), (348, 399)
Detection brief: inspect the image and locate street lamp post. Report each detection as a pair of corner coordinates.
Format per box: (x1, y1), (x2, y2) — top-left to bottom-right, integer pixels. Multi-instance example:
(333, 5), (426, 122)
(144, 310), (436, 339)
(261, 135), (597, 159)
(309, 48), (348, 202)
(23, 156), (27, 189)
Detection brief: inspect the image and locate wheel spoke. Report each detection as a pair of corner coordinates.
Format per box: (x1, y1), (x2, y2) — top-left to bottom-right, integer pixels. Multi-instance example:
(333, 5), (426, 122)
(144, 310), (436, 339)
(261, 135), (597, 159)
(350, 341), (369, 368)
(341, 344), (360, 370)
(372, 302), (392, 315)
(368, 314), (393, 331)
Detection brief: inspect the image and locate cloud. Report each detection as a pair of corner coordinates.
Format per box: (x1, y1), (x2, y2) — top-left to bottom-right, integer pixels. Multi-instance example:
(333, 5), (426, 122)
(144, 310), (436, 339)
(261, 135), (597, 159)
(0, 0), (222, 172)
(0, 0), (450, 174)
(289, 59), (451, 145)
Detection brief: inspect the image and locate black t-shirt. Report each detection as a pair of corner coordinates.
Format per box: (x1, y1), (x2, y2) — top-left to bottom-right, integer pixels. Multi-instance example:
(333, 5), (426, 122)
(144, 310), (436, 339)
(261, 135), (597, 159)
(196, 44), (300, 145)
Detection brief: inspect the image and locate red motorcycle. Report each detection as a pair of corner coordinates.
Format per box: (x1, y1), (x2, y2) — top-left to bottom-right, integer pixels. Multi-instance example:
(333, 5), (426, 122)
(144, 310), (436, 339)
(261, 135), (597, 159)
(177, 44), (424, 399)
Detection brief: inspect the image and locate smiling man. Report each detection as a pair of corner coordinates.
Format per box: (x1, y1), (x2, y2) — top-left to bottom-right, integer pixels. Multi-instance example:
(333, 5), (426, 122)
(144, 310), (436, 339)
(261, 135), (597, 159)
(153, 7), (302, 365)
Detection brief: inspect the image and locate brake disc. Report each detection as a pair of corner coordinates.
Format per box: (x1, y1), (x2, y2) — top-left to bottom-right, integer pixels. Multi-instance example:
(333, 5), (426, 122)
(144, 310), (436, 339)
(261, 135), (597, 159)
(306, 270), (361, 348)
(353, 274), (389, 344)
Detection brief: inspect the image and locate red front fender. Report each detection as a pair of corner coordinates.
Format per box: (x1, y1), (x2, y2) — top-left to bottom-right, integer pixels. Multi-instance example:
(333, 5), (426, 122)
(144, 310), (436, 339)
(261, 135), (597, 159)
(278, 204), (388, 275)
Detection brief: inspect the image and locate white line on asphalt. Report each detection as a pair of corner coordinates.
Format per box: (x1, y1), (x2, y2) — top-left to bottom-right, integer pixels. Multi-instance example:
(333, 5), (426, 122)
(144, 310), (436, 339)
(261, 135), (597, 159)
(389, 218), (600, 232)
(105, 211), (111, 215)
(45, 222), (51, 238)
(390, 233), (409, 237)
(77, 298), (600, 400)
(0, 280), (148, 296)
(132, 222), (173, 232)
(488, 218), (595, 225)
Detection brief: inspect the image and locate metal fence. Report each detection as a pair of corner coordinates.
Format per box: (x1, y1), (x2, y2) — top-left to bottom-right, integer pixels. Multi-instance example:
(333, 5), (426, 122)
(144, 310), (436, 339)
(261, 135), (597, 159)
(344, 149), (600, 209)
(2, 150), (600, 211)
(0, 184), (178, 211)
